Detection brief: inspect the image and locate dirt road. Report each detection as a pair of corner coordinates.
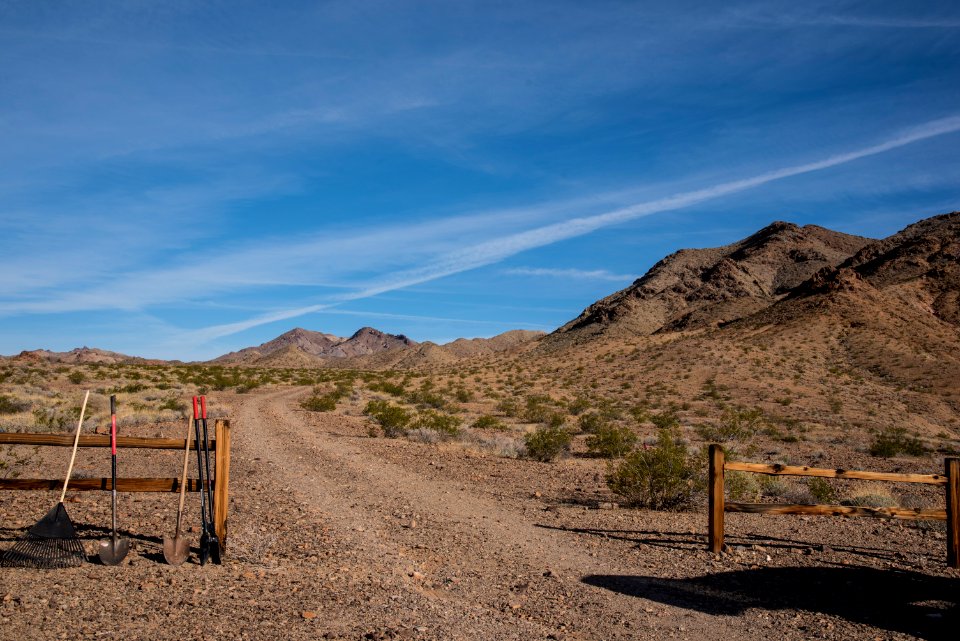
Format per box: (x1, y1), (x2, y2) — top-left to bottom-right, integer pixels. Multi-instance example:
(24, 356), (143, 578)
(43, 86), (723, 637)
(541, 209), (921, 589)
(1, 387), (957, 640)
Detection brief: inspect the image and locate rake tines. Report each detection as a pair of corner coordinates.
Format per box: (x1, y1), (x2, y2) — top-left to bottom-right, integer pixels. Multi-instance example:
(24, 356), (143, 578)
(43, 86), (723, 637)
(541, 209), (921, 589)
(1, 504), (87, 569)
(2, 391), (90, 569)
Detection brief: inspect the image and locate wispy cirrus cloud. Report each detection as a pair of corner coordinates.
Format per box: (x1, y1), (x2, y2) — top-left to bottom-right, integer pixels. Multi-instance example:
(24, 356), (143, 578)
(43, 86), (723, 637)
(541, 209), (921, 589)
(182, 114), (960, 344)
(502, 267), (637, 282)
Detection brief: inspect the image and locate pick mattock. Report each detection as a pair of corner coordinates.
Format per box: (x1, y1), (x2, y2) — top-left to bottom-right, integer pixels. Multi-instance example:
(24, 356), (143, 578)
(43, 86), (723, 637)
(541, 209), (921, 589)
(2, 390), (91, 569)
(98, 395), (130, 565)
(162, 414), (193, 565)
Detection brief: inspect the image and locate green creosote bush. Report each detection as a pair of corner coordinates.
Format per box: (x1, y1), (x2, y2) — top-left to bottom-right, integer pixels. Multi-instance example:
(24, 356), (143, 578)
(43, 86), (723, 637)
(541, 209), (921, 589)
(725, 470), (760, 501)
(158, 398), (187, 414)
(567, 396), (591, 416)
(606, 427), (698, 510)
(696, 406), (765, 443)
(411, 409), (461, 437)
(806, 477), (838, 504)
(364, 400), (411, 438)
(585, 424), (638, 458)
(524, 424), (572, 462)
(301, 393), (338, 412)
(868, 427), (926, 458)
(496, 397), (520, 418)
(472, 415), (506, 430)
(577, 412), (607, 434)
(0, 394), (28, 415)
(67, 370), (86, 384)
(649, 410), (680, 430)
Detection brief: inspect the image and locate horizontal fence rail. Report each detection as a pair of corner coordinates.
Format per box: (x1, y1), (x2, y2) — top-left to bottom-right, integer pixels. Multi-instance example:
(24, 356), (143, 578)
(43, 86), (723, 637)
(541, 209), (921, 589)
(0, 433), (215, 450)
(0, 420), (232, 548)
(707, 444), (960, 568)
(723, 461), (947, 485)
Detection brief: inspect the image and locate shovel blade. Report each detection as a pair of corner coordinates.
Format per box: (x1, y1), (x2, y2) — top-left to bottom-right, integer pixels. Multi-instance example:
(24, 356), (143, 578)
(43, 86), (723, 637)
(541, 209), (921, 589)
(162, 535), (189, 566)
(97, 538), (130, 566)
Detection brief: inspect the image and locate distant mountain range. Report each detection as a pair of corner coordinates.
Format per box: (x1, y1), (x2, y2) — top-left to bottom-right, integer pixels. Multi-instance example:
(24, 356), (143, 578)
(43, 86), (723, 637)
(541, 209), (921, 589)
(6, 211), (957, 372)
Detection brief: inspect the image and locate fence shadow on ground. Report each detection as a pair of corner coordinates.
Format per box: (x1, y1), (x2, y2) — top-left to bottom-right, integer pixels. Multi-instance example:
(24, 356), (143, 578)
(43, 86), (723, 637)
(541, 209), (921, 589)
(584, 566), (959, 641)
(535, 523), (937, 564)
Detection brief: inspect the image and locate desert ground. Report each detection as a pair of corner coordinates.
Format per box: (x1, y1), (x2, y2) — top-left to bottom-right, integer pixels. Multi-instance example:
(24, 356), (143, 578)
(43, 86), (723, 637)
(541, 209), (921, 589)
(0, 359), (957, 641)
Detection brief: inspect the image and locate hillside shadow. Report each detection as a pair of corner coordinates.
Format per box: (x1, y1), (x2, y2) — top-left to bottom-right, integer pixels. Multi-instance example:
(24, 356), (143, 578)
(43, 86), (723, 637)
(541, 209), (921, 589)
(584, 566), (959, 640)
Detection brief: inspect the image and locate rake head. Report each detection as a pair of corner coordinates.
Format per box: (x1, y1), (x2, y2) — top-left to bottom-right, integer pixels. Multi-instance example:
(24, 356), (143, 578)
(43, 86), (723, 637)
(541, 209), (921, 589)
(1, 503), (86, 569)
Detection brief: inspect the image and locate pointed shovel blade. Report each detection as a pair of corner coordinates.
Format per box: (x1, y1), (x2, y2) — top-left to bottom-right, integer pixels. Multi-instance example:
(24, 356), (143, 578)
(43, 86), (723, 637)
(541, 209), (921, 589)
(162, 535), (189, 566)
(97, 537), (130, 566)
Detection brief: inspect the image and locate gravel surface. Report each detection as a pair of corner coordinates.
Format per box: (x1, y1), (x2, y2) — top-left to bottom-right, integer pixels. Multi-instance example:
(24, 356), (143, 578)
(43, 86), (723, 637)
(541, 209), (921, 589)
(1, 387), (958, 640)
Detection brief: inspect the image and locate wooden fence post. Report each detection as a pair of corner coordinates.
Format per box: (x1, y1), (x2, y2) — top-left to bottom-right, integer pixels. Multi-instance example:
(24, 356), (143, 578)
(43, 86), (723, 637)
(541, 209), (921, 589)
(709, 444), (725, 553)
(214, 419), (232, 551)
(946, 457), (959, 569)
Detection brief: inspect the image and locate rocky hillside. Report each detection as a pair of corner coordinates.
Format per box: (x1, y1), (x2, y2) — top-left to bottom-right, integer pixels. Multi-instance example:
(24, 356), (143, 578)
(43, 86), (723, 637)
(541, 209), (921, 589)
(214, 327), (416, 365)
(547, 221), (871, 345)
(9, 347), (151, 365)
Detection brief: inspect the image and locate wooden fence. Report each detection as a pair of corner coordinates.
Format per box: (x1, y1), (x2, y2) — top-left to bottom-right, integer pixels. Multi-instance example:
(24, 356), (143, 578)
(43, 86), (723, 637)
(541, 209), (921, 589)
(0, 420), (232, 548)
(707, 444), (960, 568)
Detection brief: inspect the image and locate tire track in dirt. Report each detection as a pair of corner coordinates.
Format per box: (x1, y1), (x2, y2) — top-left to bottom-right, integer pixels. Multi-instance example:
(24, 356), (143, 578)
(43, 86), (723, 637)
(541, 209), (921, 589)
(227, 387), (720, 640)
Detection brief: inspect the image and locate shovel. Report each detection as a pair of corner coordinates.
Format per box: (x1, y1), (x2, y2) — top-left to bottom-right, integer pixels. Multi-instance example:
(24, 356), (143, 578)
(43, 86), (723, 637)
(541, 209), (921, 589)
(196, 396), (222, 564)
(98, 395), (130, 565)
(162, 415), (193, 565)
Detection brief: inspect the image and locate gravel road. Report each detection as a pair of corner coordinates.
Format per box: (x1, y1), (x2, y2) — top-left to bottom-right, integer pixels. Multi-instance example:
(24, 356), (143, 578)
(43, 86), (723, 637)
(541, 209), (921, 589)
(1, 387), (957, 640)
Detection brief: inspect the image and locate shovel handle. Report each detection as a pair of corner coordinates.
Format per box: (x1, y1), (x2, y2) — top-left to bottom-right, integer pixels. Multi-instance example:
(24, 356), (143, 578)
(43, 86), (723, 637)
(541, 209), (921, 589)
(200, 395), (207, 420)
(192, 396), (199, 421)
(110, 395), (117, 455)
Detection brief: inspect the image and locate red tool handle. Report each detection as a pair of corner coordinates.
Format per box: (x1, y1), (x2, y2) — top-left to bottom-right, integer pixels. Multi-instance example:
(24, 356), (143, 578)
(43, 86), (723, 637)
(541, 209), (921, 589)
(110, 395), (117, 455)
(200, 396), (207, 420)
(192, 396), (199, 421)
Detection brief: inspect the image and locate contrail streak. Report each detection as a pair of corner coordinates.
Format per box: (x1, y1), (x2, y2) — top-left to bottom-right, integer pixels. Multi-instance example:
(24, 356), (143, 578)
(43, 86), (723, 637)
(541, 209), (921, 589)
(191, 114), (960, 342)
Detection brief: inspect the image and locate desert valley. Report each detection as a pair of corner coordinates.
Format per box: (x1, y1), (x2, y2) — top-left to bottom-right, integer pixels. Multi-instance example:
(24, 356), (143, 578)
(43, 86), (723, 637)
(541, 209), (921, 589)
(1, 212), (958, 640)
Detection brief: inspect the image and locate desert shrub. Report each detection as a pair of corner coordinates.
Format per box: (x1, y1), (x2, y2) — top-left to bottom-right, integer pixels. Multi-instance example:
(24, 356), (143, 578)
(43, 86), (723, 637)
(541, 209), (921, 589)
(158, 397), (187, 414)
(577, 412), (607, 434)
(807, 477), (837, 504)
(301, 393), (338, 412)
(406, 427), (444, 444)
(757, 474), (790, 498)
(524, 425), (572, 462)
(840, 492), (898, 508)
(496, 397), (520, 417)
(869, 427), (926, 457)
(463, 432), (526, 458)
(364, 400), (411, 437)
(567, 396), (591, 416)
(726, 471), (760, 501)
(523, 395), (554, 423)
(411, 409), (461, 437)
(472, 415), (506, 430)
(586, 424), (638, 458)
(606, 428), (698, 510)
(650, 410), (680, 430)
(67, 370), (86, 384)
(628, 404), (650, 424)
(696, 406), (765, 443)
(545, 411), (567, 429)
(32, 407), (68, 431)
(454, 387), (473, 403)
(406, 386), (448, 410)
(0, 394), (28, 415)
(374, 381), (406, 396)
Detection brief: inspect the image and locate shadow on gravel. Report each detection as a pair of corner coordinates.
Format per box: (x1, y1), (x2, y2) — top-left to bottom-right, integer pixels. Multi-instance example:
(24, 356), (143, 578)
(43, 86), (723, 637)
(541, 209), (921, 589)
(536, 523), (930, 564)
(584, 567), (959, 641)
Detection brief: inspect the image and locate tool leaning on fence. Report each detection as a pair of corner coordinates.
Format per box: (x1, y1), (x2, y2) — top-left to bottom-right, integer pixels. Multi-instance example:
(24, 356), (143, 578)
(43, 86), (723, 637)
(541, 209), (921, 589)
(98, 395), (131, 565)
(1, 391), (91, 569)
(163, 414), (194, 565)
(193, 395), (222, 565)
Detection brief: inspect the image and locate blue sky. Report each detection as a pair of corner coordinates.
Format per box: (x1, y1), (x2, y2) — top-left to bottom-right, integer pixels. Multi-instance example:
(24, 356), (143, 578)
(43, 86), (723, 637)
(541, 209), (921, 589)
(1, 0), (959, 360)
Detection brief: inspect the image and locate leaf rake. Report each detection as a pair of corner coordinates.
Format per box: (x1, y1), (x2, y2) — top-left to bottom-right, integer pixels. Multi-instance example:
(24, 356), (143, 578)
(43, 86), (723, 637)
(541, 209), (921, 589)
(2, 391), (90, 569)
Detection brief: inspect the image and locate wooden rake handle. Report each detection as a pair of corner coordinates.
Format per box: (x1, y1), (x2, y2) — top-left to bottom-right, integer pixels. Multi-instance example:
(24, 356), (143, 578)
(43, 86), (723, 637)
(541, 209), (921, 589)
(59, 390), (90, 503)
